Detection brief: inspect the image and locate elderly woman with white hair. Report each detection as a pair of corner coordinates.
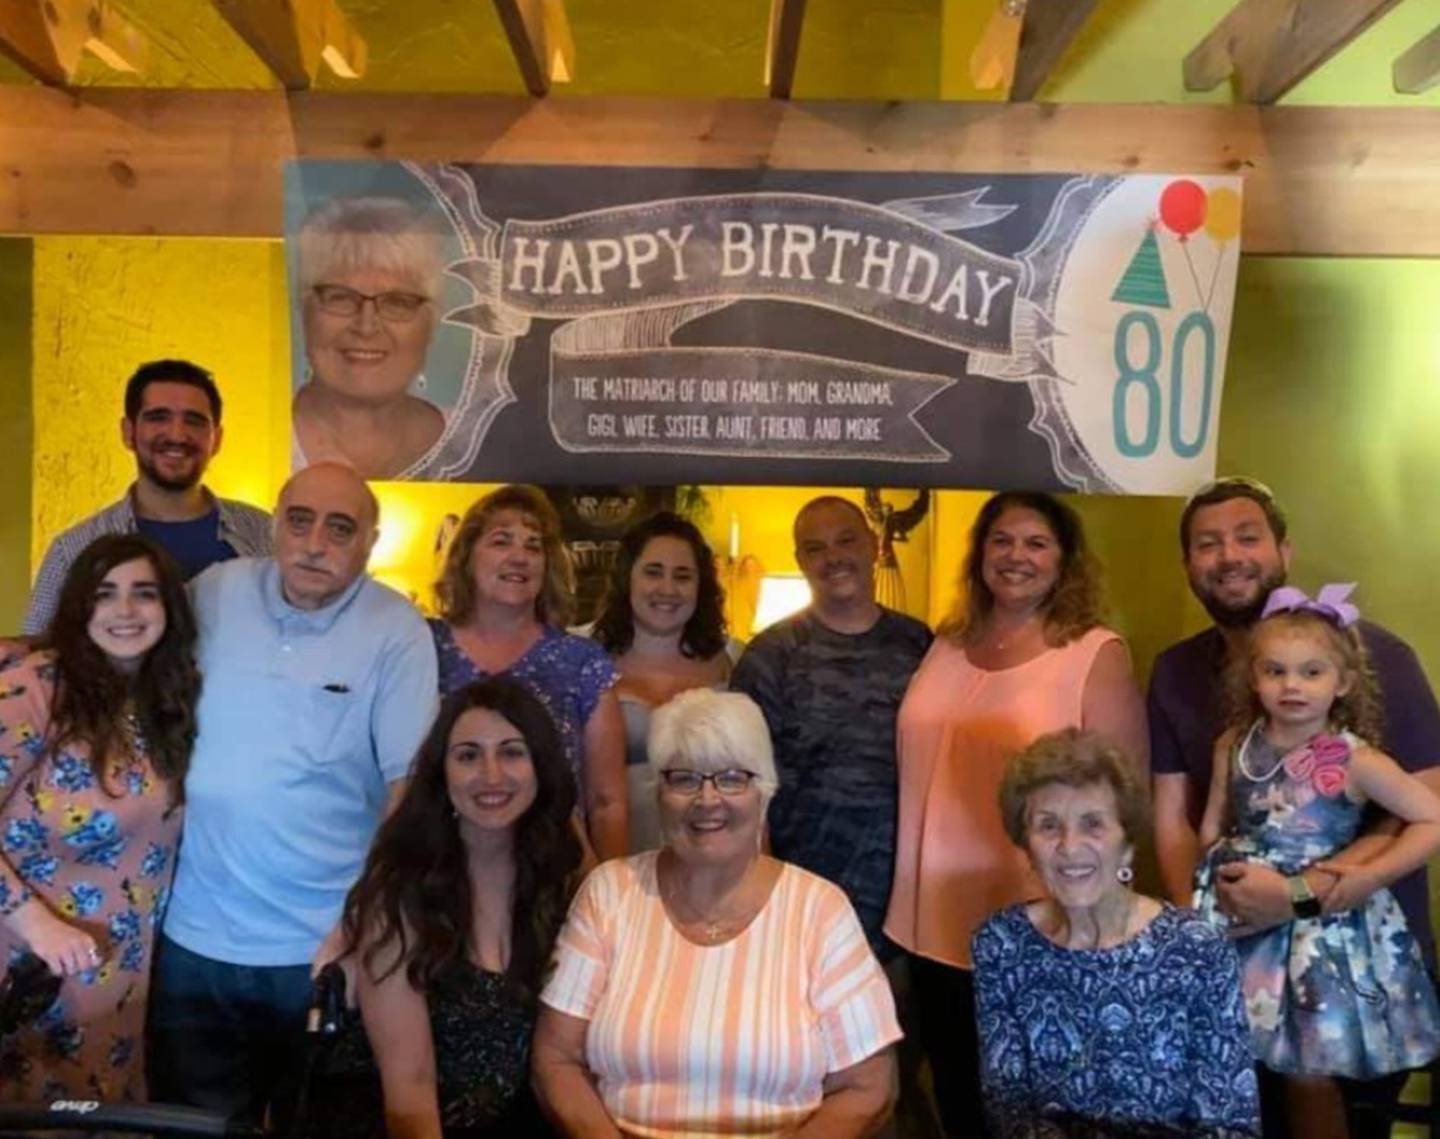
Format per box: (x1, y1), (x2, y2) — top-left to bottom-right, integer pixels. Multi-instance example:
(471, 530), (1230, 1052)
(532, 687), (901, 1139)
(292, 195), (449, 480)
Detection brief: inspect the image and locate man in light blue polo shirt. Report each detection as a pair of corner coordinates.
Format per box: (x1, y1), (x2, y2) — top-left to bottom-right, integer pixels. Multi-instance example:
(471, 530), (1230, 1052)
(148, 461), (437, 1128)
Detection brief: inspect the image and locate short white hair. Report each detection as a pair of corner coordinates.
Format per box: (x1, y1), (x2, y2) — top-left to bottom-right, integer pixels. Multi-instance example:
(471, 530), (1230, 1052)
(648, 689), (778, 801)
(296, 196), (447, 299)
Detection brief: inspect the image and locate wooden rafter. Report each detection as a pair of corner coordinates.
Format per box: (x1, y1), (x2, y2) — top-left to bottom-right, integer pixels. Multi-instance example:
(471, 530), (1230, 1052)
(1185, 0), (1403, 104)
(0, 0), (145, 85)
(765, 0), (807, 100)
(1010, 0), (1100, 102)
(4, 90), (1440, 257)
(1394, 23), (1440, 95)
(493, 0), (574, 97)
(212, 0), (366, 91)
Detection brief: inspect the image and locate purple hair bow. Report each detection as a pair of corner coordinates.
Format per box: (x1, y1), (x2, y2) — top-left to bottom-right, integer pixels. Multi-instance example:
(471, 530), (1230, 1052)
(1260, 583), (1360, 628)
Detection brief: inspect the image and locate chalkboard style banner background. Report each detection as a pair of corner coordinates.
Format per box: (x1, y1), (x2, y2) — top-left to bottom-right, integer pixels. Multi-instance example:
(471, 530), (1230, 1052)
(286, 162), (1242, 494)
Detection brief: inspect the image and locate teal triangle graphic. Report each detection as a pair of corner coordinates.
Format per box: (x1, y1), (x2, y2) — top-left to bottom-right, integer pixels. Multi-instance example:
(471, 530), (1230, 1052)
(1111, 229), (1171, 309)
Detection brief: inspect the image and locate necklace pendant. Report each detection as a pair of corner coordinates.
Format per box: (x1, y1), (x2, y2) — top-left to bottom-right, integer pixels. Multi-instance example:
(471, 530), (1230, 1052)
(705, 920), (723, 941)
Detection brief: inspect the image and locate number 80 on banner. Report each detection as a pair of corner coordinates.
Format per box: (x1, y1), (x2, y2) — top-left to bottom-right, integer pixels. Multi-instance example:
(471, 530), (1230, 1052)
(1112, 309), (1216, 459)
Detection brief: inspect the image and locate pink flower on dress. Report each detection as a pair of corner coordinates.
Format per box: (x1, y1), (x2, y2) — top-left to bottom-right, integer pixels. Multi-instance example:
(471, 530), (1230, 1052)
(1283, 748), (1315, 782)
(1312, 763), (1349, 797)
(1283, 733), (1349, 797)
(1311, 735), (1349, 768)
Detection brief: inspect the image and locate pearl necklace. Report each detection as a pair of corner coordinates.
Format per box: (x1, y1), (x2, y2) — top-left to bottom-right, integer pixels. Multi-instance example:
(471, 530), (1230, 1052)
(1234, 720), (1308, 783)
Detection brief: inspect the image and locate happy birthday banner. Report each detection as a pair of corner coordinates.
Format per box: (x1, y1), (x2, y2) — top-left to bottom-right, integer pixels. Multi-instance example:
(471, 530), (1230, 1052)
(284, 163), (1242, 493)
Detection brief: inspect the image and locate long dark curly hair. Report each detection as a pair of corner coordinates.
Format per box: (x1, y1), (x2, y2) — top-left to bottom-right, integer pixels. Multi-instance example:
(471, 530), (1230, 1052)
(938, 491), (1106, 647)
(591, 511), (727, 660)
(36, 533), (200, 805)
(342, 678), (583, 999)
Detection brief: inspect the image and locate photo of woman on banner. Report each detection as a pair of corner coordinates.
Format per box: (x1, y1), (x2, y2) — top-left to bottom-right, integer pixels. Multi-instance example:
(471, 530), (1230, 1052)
(293, 196), (450, 480)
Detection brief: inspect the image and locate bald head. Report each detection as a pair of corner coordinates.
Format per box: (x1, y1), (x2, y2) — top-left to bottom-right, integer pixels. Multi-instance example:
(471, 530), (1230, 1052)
(274, 462), (380, 610)
(792, 495), (868, 545)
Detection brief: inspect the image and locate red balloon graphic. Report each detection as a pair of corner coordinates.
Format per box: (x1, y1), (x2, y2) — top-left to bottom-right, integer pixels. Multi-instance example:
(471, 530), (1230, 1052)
(1159, 180), (1207, 241)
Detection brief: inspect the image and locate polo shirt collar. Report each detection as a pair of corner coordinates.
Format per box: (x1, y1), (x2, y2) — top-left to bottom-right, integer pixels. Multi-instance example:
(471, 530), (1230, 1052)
(260, 558), (369, 633)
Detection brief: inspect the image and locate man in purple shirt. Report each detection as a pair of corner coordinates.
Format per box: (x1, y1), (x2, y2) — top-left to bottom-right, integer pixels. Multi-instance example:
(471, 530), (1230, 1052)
(1149, 476), (1440, 1137)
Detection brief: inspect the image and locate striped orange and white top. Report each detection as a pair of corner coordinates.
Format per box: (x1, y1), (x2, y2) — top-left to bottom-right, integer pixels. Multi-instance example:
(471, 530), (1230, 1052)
(541, 851), (902, 1138)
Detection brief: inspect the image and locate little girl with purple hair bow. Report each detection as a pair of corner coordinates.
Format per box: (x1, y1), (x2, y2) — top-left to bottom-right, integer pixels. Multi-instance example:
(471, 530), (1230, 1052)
(1190, 580), (1440, 1127)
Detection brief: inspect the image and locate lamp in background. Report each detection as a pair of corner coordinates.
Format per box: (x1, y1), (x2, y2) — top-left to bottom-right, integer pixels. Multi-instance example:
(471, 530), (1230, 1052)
(752, 574), (812, 635)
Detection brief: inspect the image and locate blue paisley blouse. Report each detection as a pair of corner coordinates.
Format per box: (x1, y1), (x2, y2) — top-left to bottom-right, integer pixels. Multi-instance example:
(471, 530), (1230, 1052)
(973, 903), (1260, 1139)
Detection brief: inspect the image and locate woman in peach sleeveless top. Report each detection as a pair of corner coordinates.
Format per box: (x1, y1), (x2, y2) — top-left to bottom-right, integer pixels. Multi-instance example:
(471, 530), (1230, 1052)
(884, 491), (1147, 1138)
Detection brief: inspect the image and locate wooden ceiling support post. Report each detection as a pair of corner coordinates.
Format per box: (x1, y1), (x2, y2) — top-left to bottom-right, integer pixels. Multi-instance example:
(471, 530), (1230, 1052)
(1009, 0), (1099, 102)
(765, 0), (807, 100)
(1184, 0), (1403, 104)
(1394, 24), (1440, 95)
(212, 0), (367, 90)
(0, 0), (145, 85)
(493, 0), (574, 97)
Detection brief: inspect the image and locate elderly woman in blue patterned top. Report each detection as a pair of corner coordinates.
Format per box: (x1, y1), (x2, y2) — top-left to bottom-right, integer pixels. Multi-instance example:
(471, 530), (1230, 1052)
(972, 728), (1259, 1139)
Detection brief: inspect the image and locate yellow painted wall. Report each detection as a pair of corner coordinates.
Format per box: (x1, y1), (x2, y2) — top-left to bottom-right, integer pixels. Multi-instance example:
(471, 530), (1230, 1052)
(28, 238), (290, 573)
(0, 240), (31, 634)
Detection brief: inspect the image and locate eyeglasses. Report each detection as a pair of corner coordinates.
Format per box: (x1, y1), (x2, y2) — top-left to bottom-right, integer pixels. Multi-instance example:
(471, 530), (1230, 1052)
(659, 768), (759, 796)
(1185, 475), (1275, 505)
(311, 284), (431, 323)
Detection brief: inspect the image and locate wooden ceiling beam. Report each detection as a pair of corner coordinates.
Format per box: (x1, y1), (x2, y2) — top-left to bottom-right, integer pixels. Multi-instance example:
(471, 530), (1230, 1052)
(765, 0), (807, 100)
(1185, 0), (1403, 104)
(0, 0), (145, 85)
(1394, 23), (1440, 95)
(493, 0), (574, 97)
(212, 0), (367, 91)
(4, 90), (1440, 258)
(1010, 0), (1100, 102)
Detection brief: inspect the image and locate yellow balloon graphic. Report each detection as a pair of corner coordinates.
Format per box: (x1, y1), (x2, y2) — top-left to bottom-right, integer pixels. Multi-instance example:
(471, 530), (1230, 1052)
(1205, 187), (1242, 244)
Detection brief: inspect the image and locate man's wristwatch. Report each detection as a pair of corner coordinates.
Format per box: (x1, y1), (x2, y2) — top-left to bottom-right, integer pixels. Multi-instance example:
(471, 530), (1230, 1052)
(1287, 873), (1322, 919)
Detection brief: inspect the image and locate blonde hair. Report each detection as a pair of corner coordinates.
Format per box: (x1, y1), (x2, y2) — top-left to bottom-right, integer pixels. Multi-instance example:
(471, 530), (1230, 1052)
(434, 485), (575, 627)
(998, 728), (1148, 849)
(1224, 610), (1383, 741)
(297, 196), (447, 300)
(647, 688), (779, 805)
(937, 491), (1106, 646)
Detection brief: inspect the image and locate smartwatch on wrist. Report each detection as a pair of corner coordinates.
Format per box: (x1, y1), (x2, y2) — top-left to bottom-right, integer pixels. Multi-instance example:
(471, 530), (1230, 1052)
(1287, 874), (1322, 919)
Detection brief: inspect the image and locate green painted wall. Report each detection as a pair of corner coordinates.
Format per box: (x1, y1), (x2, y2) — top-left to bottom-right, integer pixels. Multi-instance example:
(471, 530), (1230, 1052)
(0, 239), (31, 636)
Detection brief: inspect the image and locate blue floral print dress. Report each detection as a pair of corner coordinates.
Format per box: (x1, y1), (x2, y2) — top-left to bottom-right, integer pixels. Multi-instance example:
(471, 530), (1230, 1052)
(429, 620), (617, 783)
(0, 653), (181, 1101)
(974, 903), (1260, 1138)
(1193, 724), (1440, 1078)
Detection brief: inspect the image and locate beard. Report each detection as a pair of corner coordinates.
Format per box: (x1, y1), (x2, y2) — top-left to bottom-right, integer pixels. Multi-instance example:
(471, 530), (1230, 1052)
(137, 449), (204, 493)
(1196, 565), (1288, 628)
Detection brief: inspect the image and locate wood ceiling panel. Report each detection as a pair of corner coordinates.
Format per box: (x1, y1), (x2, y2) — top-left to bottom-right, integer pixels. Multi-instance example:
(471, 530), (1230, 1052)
(792, 0), (942, 99)
(564, 0), (768, 98)
(312, 0), (523, 93)
(69, 0), (276, 88)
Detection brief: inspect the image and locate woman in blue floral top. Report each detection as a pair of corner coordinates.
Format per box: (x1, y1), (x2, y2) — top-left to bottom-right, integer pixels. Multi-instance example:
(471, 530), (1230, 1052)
(972, 728), (1259, 1139)
(430, 485), (627, 859)
(0, 534), (200, 1102)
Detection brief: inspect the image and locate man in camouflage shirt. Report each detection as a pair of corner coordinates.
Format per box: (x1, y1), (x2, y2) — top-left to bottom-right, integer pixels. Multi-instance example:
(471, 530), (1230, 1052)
(731, 495), (931, 956)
